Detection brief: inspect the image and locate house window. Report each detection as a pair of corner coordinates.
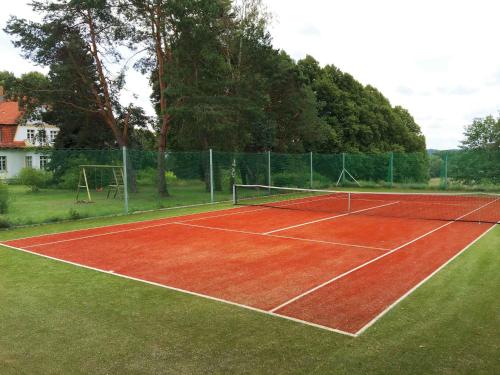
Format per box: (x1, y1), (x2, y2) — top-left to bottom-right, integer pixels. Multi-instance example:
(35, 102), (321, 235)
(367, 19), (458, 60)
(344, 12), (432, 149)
(38, 130), (47, 143)
(25, 155), (33, 168)
(39, 155), (49, 170)
(49, 130), (58, 142)
(27, 129), (35, 143)
(0, 156), (6, 172)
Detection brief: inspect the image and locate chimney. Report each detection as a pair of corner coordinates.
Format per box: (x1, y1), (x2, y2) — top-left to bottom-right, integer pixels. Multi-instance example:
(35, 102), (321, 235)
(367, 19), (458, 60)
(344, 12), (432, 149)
(0, 86), (4, 103)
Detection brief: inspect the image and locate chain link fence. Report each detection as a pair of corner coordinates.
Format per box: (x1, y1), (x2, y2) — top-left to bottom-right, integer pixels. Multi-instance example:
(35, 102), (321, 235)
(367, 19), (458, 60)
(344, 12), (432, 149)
(0, 148), (498, 227)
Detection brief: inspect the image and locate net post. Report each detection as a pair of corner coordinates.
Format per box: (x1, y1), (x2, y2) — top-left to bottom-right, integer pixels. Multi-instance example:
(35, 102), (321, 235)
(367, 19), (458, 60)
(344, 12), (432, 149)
(232, 184), (237, 205)
(310, 151), (313, 188)
(122, 146), (129, 214)
(209, 148), (214, 203)
(267, 150), (271, 190)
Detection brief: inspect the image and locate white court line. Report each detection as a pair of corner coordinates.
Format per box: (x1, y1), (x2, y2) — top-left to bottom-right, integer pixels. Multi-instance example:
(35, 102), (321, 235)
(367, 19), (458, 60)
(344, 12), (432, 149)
(7, 205), (274, 249)
(175, 222), (389, 252)
(0, 201), (269, 243)
(263, 201), (400, 235)
(269, 198), (498, 313)
(0, 242), (356, 337)
(10, 194), (394, 250)
(354, 223), (497, 336)
(2, 200), (236, 242)
(2, 200), (497, 338)
(20, 217), (390, 252)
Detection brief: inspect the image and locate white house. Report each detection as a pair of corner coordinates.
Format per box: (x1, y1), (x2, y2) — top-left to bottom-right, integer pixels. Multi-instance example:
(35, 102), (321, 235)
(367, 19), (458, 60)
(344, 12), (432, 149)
(0, 87), (59, 180)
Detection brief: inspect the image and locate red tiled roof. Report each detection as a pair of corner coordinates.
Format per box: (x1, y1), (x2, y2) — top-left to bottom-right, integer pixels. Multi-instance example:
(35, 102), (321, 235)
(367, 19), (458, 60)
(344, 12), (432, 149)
(0, 141), (26, 149)
(0, 101), (23, 125)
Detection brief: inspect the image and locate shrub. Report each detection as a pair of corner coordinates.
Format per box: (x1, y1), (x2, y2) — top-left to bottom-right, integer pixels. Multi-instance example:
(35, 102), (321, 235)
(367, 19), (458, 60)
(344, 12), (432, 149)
(0, 180), (9, 214)
(56, 156), (92, 189)
(137, 168), (178, 187)
(137, 167), (157, 186)
(0, 217), (11, 229)
(18, 168), (52, 192)
(69, 208), (81, 220)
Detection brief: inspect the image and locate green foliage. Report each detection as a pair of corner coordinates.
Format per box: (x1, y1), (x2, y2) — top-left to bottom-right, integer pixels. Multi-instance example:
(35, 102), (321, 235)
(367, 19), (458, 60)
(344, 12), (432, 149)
(18, 168), (52, 192)
(429, 154), (442, 178)
(446, 150), (500, 185)
(0, 217), (11, 228)
(137, 168), (178, 187)
(0, 71), (17, 94)
(297, 56), (426, 153)
(68, 208), (88, 221)
(393, 152), (430, 183)
(273, 172), (330, 189)
(49, 151), (123, 189)
(0, 181), (9, 214)
(461, 114), (500, 150)
(6, 0), (428, 172)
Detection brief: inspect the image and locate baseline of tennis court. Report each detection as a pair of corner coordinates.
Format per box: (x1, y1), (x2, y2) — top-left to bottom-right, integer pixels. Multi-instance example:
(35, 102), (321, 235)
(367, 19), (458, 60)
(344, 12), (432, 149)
(2, 192), (497, 336)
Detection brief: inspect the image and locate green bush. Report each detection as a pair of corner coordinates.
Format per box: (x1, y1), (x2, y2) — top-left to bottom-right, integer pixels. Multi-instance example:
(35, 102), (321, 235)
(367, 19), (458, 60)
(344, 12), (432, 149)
(137, 167), (157, 186)
(18, 168), (52, 192)
(137, 168), (178, 187)
(0, 181), (9, 213)
(56, 156), (92, 189)
(0, 217), (11, 229)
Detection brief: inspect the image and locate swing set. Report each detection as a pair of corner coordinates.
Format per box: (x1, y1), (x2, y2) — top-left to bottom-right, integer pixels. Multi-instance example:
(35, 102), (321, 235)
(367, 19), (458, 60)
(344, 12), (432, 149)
(76, 165), (125, 203)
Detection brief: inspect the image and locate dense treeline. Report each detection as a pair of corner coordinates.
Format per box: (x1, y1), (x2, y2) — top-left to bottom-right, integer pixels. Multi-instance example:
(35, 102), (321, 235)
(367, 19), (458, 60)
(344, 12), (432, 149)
(3, 0), (427, 194)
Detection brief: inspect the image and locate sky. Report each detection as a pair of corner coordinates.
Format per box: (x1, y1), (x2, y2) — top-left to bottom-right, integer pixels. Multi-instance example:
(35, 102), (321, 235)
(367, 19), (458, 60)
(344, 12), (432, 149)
(1, 1), (499, 150)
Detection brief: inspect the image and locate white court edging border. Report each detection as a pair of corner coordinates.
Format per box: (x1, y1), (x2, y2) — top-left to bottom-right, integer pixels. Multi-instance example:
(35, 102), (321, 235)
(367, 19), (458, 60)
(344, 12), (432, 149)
(2, 200), (260, 242)
(2, 223), (495, 337)
(6, 204), (275, 247)
(269, 197), (499, 313)
(0, 242), (356, 338)
(355, 223), (498, 335)
(2, 195), (498, 337)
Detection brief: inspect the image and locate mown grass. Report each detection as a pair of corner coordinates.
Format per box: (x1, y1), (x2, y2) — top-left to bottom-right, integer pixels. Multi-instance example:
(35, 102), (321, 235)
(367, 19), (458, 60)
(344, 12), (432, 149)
(0, 207), (498, 374)
(1, 182), (232, 227)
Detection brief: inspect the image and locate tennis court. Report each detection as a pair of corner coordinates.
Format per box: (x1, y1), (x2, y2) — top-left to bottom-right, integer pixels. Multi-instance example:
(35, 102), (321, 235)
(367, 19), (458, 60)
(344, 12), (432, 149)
(2, 185), (499, 336)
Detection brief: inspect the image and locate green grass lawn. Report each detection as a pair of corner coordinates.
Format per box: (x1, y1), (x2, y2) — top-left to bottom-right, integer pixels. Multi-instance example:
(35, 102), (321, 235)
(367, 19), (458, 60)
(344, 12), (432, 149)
(0, 206), (499, 374)
(2, 182), (232, 227)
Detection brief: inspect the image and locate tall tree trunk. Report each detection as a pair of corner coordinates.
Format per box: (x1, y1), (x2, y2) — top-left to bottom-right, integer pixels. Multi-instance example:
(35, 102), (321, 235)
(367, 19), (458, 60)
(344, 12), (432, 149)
(157, 121), (169, 197)
(152, 4), (170, 197)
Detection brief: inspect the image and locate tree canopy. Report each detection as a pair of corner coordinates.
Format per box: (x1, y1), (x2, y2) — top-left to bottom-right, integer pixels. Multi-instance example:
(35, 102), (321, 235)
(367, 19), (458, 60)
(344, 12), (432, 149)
(461, 114), (500, 150)
(297, 56), (426, 153)
(4, 0), (427, 158)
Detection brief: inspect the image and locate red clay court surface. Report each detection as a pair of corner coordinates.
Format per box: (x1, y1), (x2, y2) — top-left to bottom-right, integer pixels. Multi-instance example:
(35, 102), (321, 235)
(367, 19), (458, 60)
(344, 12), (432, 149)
(2, 194), (498, 336)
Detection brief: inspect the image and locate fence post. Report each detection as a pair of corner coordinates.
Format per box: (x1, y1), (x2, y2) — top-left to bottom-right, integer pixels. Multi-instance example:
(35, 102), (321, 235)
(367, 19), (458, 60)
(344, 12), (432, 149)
(209, 149), (214, 203)
(389, 152), (394, 187)
(122, 146), (129, 214)
(342, 152), (346, 185)
(310, 151), (313, 188)
(443, 153), (448, 189)
(267, 150), (271, 188)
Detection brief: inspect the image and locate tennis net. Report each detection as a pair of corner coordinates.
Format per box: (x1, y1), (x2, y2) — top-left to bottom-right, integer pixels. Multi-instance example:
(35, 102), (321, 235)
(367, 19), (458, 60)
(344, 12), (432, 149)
(233, 185), (500, 224)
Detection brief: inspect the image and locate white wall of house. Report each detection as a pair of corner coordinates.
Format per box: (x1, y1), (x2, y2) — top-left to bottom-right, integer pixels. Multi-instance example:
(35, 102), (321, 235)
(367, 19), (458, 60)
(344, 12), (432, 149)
(0, 150), (49, 180)
(14, 123), (59, 147)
